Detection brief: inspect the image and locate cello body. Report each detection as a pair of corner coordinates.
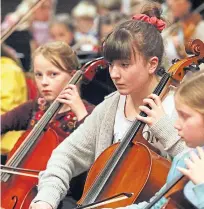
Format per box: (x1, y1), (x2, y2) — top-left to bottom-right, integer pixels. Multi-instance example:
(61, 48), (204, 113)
(78, 140), (171, 208)
(1, 128), (60, 209)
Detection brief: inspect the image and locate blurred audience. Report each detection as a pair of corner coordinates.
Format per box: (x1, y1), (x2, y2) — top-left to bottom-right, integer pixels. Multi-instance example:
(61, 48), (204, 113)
(162, 0), (204, 68)
(1, 0), (35, 72)
(1, 0), (57, 71)
(95, 0), (122, 15)
(125, 0), (162, 17)
(32, 0), (57, 46)
(98, 11), (128, 45)
(49, 13), (75, 46)
(71, 0), (98, 52)
(2, 0), (204, 112)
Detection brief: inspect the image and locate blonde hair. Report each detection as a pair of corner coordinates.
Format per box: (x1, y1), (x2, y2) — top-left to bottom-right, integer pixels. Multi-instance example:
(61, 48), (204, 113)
(175, 71), (204, 116)
(50, 13), (74, 32)
(96, 0), (121, 10)
(71, 1), (97, 18)
(33, 41), (80, 73)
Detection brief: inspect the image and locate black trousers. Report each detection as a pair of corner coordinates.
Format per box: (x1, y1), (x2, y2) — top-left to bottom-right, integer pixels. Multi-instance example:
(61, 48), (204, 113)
(58, 194), (77, 209)
(1, 154), (7, 165)
(58, 172), (87, 209)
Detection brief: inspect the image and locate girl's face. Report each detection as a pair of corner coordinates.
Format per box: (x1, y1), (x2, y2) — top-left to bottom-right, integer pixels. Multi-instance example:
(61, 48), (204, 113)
(174, 96), (204, 148)
(108, 53), (157, 95)
(34, 54), (72, 102)
(50, 24), (74, 45)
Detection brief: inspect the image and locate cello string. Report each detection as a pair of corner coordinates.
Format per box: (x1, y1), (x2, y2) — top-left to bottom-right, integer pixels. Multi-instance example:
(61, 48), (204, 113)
(5, 101), (62, 169)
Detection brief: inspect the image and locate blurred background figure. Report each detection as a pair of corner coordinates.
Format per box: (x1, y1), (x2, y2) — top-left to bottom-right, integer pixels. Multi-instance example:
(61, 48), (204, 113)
(1, 0), (36, 72)
(49, 13), (75, 46)
(95, 0), (122, 15)
(121, 0), (162, 17)
(98, 11), (128, 46)
(32, 0), (57, 46)
(162, 0), (204, 68)
(1, 0), (57, 72)
(71, 0), (98, 52)
(1, 44), (28, 164)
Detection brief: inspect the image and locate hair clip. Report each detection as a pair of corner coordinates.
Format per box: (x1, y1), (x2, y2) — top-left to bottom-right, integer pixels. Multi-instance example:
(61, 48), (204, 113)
(132, 14), (166, 32)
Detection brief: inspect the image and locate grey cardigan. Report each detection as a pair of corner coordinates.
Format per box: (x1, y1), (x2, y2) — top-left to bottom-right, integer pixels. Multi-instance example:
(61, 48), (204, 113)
(33, 92), (188, 208)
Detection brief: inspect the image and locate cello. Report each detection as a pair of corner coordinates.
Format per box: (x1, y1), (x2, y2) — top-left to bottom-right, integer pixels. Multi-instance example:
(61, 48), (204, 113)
(77, 39), (204, 209)
(0, 57), (108, 209)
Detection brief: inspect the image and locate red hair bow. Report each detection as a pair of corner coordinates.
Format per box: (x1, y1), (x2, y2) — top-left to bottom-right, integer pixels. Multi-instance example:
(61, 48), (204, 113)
(132, 14), (166, 32)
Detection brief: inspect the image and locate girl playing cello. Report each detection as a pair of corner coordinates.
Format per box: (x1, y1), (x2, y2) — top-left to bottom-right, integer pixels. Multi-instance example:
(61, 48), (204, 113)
(1, 41), (94, 141)
(30, 6), (188, 209)
(1, 41), (94, 206)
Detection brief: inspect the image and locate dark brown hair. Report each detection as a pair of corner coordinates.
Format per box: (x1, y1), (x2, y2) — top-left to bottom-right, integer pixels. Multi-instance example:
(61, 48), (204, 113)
(102, 6), (165, 68)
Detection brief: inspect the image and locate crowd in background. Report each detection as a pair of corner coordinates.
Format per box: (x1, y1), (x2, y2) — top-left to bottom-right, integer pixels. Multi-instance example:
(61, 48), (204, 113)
(2, 0), (204, 68)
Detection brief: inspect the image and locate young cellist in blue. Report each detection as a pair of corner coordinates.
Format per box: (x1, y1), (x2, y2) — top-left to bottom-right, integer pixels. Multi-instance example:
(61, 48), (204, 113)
(117, 71), (204, 209)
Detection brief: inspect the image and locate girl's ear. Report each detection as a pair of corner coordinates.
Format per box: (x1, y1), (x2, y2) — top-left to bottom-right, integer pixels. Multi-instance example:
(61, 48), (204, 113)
(70, 69), (77, 77)
(148, 56), (159, 75)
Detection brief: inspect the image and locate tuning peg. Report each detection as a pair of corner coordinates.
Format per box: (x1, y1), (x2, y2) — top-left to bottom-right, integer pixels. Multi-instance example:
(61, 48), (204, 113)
(171, 58), (180, 64)
(198, 58), (204, 65)
(183, 63), (200, 72)
(156, 67), (166, 76)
